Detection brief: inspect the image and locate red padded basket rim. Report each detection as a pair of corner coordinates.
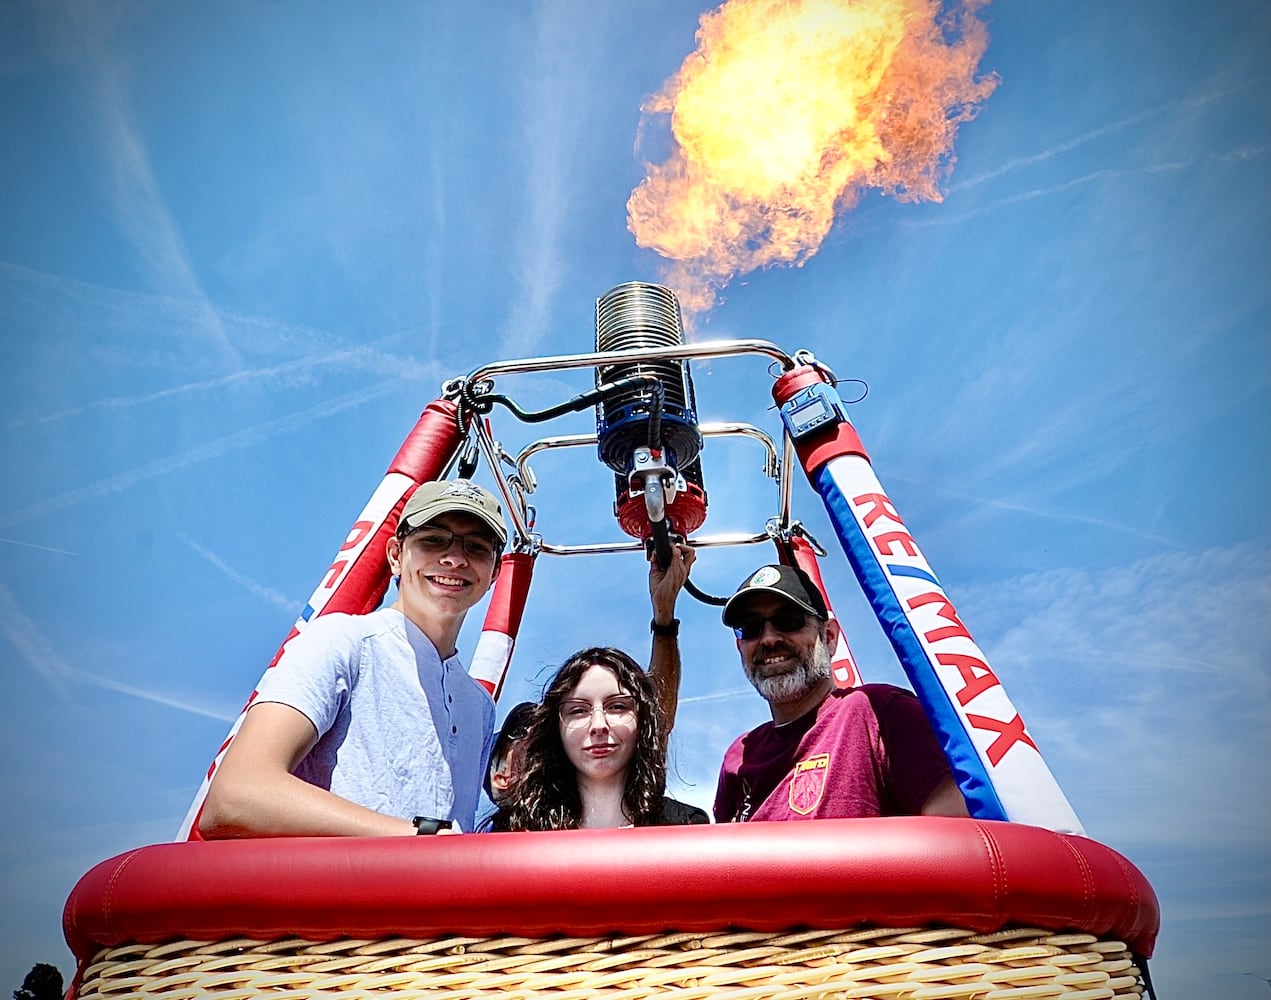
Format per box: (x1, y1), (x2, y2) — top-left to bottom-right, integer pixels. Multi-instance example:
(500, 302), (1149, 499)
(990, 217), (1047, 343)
(63, 817), (1158, 961)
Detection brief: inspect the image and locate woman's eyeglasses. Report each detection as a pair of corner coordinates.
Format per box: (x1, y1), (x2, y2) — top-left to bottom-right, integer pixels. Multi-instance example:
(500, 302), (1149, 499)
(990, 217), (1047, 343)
(558, 697), (638, 728)
(405, 526), (501, 562)
(732, 610), (809, 641)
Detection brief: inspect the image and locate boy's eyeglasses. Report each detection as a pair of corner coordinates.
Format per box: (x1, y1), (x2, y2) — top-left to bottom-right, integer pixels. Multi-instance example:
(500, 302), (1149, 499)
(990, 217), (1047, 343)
(558, 697), (638, 728)
(732, 610), (809, 641)
(406, 526), (501, 562)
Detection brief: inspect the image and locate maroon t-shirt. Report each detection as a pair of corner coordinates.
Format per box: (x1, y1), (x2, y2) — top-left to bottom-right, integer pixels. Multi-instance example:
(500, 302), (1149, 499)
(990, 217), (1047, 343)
(713, 684), (951, 822)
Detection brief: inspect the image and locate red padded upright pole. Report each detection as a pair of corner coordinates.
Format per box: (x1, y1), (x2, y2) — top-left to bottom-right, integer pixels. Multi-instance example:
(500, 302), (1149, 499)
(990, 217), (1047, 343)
(781, 534), (861, 689)
(469, 550), (536, 699)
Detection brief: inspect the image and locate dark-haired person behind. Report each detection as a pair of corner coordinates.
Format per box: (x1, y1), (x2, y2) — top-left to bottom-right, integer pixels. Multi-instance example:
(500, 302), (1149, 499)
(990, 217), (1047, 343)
(488, 647), (708, 830)
(485, 700), (536, 805)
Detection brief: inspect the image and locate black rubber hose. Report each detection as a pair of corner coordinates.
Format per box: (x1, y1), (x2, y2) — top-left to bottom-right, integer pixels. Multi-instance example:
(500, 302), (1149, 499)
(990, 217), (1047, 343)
(645, 380), (665, 451)
(478, 375), (661, 424)
(685, 577), (729, 607)
(649, 516), (674, 571)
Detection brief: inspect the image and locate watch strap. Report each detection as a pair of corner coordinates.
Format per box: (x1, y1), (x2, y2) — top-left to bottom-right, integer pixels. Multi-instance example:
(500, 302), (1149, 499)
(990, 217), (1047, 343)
(413, 816), (452, 835)
(650, 617), (680, 638)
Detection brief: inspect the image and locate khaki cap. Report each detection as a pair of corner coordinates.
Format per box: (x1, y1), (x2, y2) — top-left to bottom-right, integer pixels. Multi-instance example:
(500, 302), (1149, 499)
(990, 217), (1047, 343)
(400, 479), (507, 546)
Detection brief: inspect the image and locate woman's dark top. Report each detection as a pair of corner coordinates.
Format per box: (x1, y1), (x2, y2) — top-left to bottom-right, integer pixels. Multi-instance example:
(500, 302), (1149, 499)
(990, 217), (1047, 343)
(484, 795), (709, 831)
(653, 796), (710, 825)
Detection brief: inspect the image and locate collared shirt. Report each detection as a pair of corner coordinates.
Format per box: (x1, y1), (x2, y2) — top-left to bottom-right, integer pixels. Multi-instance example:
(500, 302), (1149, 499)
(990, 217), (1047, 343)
(256, 607), (495, 831)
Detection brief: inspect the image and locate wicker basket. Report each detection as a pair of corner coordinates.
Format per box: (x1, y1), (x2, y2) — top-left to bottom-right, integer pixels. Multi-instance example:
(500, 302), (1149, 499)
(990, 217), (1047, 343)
(64, 820), (1158, 1000)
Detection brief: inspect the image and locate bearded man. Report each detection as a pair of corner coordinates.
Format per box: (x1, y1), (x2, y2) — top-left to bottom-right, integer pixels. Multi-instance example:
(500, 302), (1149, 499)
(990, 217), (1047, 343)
(712, 565), (969, 823)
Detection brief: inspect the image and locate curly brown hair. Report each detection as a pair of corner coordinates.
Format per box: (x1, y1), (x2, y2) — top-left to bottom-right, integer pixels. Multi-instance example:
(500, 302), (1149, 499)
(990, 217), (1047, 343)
(489, 647), (666, 831)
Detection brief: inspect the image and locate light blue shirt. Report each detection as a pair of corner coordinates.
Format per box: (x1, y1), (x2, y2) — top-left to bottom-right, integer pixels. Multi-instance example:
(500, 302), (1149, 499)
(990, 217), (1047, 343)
(255, 607), (495, 831)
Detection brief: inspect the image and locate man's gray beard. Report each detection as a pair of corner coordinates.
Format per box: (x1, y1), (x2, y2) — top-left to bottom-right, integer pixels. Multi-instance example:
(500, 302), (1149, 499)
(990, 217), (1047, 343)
(744, 637), (832, 705)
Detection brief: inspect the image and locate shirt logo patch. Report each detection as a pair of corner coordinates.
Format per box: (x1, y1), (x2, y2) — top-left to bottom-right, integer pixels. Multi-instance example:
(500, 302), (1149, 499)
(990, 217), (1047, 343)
(789, 752), (830, 815)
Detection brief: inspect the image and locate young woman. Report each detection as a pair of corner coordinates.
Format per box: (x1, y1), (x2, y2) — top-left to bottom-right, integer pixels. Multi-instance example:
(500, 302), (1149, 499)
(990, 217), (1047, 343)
(488, 647), (708, 830)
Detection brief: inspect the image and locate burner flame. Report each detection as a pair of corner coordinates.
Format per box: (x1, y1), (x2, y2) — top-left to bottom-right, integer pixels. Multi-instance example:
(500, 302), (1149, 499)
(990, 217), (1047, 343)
(628, 0), (998, 319)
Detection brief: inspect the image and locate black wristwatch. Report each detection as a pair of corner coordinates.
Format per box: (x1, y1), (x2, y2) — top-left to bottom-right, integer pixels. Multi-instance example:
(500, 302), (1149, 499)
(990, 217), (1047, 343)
(412, 816), (452, 835)
(650, 617), (680, 638)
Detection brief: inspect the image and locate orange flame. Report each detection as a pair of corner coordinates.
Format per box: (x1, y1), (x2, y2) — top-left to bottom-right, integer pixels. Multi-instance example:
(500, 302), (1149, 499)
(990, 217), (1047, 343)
(628, 0), (997, 318)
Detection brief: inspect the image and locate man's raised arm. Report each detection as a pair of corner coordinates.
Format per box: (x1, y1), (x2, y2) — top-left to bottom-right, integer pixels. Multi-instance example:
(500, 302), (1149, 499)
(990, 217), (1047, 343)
(647, 542), (695, 734)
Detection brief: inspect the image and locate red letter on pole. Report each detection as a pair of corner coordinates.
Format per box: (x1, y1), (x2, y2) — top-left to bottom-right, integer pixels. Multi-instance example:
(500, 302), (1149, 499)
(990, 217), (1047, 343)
(852, 493), (904, 529)
(340, 520), (374, 552)
(321, 559), (349, 591)
(908, 592), (973, 643)
(936, 653), (1001, 706)
(966, 713), (1038, 765)
(874, 530), (919, 557)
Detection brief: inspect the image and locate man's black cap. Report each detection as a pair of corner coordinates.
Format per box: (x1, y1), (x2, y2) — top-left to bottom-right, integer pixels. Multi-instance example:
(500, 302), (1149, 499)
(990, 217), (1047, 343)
(721, 564), (829, 627)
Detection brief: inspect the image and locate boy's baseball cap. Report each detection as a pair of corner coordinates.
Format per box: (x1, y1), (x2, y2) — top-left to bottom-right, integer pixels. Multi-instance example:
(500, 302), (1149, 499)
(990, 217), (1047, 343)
(399, 479), (507, 546)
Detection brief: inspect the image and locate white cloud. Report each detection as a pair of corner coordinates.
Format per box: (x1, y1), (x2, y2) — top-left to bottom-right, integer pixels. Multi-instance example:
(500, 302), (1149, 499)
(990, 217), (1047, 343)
(964, 543), (1271, 852)
(678, 686), (756, 706)
(661, 543), (1271, 858)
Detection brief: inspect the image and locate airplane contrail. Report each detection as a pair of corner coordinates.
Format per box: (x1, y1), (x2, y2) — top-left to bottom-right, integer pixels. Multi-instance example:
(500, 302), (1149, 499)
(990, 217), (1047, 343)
(71, 669), (240, 723)
(0, 579), (74, 699)
(953, 75), (1269, 192)
(0, 536), (78, 556)
(179, 533), (300, 615)
(678, 687), (755, 705)
(10, 348), (374, 428)
(0, 380), (400, 529)
(1, 577), (240, 719)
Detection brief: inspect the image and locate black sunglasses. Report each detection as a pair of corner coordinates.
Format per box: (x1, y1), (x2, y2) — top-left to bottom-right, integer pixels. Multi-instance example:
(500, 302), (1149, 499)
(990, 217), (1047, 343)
(732, 609), (810, 641)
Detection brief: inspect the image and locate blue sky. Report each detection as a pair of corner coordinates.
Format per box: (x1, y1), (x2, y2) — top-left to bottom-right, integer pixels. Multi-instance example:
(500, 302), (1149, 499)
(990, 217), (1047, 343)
(1, 1), (1267, 996)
